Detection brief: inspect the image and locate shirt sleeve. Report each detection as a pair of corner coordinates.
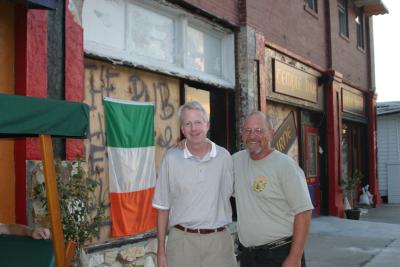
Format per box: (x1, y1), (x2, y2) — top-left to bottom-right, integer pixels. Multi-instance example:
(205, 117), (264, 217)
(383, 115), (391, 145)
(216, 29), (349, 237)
(280, 158), (314, 215)
(222, 152), (234, 198)
(152, 155), (170, 210)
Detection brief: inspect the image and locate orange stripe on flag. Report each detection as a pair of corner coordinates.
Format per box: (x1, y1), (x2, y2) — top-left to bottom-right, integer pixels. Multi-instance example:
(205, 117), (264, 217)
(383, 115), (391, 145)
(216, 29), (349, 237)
(110, 187), (157, 237)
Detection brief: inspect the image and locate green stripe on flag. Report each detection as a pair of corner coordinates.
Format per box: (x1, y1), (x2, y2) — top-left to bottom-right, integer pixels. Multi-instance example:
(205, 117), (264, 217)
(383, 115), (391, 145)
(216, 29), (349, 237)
(104, 99), (154, 148)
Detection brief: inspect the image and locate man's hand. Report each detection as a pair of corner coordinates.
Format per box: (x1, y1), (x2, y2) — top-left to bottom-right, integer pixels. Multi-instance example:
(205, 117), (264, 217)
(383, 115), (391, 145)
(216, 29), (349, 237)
(31, 227), (51, 240)
(171, 138), (185, 150)
(282, 255), (301, 267)
(157, 209), (169, 267)
(157, 252), (168, 267)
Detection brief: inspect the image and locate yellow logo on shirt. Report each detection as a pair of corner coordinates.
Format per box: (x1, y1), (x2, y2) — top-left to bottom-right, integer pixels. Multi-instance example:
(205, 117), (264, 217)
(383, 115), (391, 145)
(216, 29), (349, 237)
(252, 176), (267, 192)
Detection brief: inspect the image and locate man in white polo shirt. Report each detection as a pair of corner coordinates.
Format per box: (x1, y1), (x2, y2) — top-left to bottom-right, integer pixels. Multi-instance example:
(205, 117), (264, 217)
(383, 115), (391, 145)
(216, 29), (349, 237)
(152, 101), (236, 267)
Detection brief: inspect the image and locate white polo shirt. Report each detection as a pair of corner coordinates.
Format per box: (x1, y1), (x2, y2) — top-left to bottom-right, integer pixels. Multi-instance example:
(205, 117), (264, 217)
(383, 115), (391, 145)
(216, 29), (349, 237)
(152, 140), (233, 229)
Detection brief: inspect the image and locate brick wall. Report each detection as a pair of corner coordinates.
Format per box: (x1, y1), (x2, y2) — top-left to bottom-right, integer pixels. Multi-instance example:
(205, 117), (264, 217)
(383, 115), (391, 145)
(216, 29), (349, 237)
(330, 0), (370, 90)
(244, 0), (371, 91)
(246, 0), (328, 68)
(182, 0), (240, 25)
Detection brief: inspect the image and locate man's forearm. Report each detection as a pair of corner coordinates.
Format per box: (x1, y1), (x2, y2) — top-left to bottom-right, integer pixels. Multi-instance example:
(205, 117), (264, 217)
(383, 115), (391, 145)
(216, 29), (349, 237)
(0, 223), (32, 237)
(157, 209), (170, 254)
(289, 210), (312, 260)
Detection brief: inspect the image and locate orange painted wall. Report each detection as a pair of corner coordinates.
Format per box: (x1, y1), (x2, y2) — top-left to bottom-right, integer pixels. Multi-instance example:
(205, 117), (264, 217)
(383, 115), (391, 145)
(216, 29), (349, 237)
(0, 3), (15, 224)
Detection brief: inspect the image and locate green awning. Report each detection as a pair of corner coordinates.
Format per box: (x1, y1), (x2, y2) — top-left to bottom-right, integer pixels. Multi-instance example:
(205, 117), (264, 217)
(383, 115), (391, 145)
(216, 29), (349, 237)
(0, 235), (55, 267)
(0, 93), (89, 138)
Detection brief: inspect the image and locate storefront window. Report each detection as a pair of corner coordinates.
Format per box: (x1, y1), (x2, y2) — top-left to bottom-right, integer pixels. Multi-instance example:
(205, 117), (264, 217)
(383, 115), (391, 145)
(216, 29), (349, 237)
(83, 0), (235, 88)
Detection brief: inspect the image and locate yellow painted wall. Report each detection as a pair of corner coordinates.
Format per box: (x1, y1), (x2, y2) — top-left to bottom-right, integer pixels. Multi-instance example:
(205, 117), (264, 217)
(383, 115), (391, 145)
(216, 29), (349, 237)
(0, 2), (15, 223)
(84, 58), (181, 241)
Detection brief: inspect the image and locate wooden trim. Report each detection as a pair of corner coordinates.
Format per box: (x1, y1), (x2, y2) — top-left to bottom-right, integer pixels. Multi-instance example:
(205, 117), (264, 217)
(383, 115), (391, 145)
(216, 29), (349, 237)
(65, 0), (84, 160)
(264, 39), (325, 73)
(65, 241), (76, 267)
(39, 134), (66, 267)
(264, 40), (371, 92)
(326, 72), (344, 217)
(256, 32), (266, 113)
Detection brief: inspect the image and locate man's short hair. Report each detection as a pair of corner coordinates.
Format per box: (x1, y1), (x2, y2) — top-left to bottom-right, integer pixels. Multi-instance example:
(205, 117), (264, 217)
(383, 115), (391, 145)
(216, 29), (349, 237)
(246, 111), (274, 130)
(178, 101), (210, 125)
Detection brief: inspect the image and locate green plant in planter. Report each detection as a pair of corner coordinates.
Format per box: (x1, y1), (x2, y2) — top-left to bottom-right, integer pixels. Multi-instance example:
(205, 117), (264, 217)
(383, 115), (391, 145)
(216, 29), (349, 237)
(342, 169), (363, 210)
(33, 158), (107, 250)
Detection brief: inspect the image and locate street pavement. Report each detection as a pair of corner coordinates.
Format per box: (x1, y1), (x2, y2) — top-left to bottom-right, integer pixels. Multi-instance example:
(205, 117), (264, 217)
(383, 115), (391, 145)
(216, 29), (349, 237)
(306, 204), (400, 267)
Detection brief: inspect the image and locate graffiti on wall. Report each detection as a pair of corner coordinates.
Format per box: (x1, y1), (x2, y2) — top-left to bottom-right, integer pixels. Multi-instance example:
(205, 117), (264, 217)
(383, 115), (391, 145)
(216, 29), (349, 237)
(83, 58), (180, 241)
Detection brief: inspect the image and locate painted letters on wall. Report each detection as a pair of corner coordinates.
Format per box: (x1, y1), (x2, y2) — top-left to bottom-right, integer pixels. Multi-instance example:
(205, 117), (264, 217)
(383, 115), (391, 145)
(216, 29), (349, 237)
(83, 58), (180, 241)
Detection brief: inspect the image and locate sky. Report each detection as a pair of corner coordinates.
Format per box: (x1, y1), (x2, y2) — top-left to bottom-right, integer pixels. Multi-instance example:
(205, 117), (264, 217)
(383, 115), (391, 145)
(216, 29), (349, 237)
(374, 0), (400, 102)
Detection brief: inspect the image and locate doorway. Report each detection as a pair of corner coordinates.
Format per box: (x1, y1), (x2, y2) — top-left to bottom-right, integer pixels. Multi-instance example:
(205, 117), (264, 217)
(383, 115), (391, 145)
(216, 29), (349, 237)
(305, 126), (321, 216)
(182, 83), (235, 152)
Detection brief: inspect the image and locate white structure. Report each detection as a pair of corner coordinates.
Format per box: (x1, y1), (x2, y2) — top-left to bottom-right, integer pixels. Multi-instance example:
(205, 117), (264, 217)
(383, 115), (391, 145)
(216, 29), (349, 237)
(377, 102), (400, 203)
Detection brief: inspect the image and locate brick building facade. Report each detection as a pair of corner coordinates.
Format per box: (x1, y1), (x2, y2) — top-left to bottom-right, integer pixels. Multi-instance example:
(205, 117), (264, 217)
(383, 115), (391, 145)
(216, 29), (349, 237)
(0, 0), (387, 265)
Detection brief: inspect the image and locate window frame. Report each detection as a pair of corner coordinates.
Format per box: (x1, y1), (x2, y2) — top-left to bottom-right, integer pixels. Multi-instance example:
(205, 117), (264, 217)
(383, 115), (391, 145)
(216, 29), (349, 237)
(356, 7), (365, 50)
(305, 0), (318, 13)
(82, 0), (235, 89)
(338, 0), (349, 38)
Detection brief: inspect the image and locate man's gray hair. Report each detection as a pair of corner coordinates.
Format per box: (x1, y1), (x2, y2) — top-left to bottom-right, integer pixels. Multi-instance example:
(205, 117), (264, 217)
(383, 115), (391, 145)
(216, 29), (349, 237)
(178, 101), (210, 124)
(246, 111), (274, 130)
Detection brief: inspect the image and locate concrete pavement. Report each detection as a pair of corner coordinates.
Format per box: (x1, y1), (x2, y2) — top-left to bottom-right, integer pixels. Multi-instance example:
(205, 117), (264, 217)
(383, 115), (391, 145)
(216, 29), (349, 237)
(306, 204), (400, 267)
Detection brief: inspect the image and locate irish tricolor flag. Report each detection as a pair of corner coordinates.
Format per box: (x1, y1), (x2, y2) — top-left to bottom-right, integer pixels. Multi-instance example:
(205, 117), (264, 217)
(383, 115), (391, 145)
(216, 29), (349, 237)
(104, 97), (157, 237)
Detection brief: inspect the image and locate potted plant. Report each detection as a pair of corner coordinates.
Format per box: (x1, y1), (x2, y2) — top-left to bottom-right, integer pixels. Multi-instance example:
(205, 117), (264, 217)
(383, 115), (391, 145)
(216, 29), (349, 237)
(33, 158), (107, 265)
(342, 169), (363, 220)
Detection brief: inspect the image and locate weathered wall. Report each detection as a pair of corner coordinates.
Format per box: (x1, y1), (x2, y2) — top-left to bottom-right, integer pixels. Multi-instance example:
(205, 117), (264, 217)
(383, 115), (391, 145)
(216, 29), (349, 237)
(0, 2), (16, 224)
(83, 58), (181, 241)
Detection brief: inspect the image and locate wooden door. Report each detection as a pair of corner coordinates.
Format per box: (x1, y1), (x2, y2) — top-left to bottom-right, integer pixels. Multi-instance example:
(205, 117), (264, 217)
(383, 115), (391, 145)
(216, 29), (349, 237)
(305, 126), (320, 216)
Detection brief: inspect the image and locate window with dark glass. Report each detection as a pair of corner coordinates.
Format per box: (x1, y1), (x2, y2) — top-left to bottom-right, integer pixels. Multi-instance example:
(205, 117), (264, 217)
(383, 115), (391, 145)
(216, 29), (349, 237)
(338, 0), (348, 37)
(356, 8), (365, 49)
(305, 0), (318, 13)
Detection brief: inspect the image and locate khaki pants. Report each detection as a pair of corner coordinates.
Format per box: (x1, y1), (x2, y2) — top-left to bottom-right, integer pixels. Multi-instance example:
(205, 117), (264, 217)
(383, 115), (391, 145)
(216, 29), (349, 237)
(166, 227), (237, 267)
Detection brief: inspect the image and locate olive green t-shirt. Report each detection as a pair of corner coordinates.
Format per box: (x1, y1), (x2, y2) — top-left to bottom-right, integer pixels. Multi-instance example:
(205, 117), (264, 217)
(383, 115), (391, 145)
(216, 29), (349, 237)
(233, 149), (313, 247)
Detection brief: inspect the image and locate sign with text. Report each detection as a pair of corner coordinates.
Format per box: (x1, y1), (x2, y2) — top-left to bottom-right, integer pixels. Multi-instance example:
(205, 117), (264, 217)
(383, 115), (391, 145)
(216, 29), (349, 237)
(272, 112), (297, 154)
(273, 59), (318, 103)
(342, 87), (365, 116)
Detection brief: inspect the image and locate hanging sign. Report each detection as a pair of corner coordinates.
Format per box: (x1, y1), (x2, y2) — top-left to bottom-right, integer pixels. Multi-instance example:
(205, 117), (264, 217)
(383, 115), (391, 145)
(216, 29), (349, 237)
(273, 59), (318, 103)
(272, 112), (297, 154)
(342, 87), (365, 116)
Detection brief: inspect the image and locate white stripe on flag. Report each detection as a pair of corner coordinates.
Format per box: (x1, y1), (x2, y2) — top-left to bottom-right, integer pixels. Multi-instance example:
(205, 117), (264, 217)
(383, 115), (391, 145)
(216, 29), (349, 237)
(108, 146), (156, 193)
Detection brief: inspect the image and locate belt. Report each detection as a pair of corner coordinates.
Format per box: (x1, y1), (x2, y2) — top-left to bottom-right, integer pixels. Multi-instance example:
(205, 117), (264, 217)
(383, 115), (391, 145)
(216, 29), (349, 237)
(244, 236), (293, 251)
(174, 224), (225, 234)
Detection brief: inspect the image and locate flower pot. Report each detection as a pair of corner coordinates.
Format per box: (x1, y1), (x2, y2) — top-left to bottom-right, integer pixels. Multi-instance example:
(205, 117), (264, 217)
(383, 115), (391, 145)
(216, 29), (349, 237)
(345, 208), (361, 220)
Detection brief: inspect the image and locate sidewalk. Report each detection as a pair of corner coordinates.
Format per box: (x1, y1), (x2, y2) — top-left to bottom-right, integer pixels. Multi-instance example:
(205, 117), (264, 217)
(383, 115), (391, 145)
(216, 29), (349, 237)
(306, 204), (400, 267)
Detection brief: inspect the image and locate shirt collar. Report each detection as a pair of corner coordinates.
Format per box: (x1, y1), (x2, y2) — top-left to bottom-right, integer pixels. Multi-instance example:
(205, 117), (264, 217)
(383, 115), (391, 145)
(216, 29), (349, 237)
(183, 138), (217, 159)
